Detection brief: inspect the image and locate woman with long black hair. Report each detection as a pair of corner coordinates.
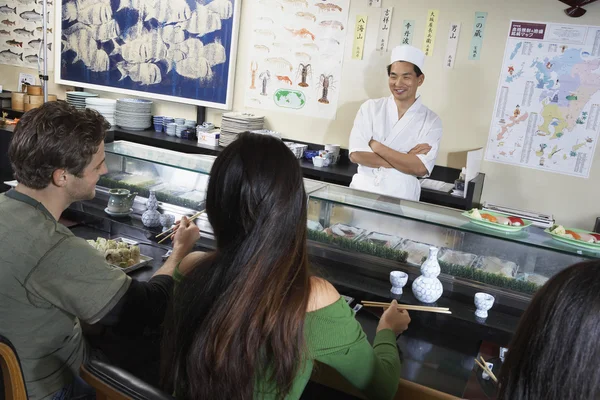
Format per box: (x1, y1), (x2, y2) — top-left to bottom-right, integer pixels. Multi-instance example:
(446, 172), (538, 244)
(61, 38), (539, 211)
(161, 132), (410, 400)
(498, 260), (600, 399)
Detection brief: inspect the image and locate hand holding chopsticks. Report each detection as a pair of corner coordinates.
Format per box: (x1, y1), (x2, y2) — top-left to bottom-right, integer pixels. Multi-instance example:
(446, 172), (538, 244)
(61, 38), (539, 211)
(475, 356), (498, 383)
(361, 300), (452, 315)
(157, 210), (205, 244)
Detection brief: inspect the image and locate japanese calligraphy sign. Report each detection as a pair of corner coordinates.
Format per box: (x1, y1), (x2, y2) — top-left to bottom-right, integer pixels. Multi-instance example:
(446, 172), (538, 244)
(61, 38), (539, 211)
(402, 20), (415, 45)
(444, 23), (461, 69)
(469, 11), (488, 60)
(376, 7), (394, 52)
(368, 0), (382, 8)
(422, 9), (439, 56)
(352, 15), (368, 60)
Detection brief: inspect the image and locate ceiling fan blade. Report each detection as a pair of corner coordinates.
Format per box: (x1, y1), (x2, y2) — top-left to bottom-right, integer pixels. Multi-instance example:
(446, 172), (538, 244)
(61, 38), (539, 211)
(565, 6), (588, 16)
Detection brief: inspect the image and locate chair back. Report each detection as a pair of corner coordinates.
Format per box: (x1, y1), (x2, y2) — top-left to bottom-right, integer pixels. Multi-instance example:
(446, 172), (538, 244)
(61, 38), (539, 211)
(0, 334), (28, 400)
(80, 358), (175, 400)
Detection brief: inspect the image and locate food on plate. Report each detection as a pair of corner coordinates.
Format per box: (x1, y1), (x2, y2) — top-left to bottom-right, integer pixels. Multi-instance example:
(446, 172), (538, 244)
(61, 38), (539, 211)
(360, 232), (402, 248)
(480, 213), (497, 223)
(87, 237), (141, 268)
(467, 209), (527, 227)
(324, 224), (366, 240)
(549, 225), (598, 244)
(507, 216), (524, 226)
(494, 215), (511, 225)
(549, 224), (566, 235)
(467, 209), (482, 219)
(307, 220), (324, 232)
(397, 239), (430, 266)
(438, 248), (477, 268)
(474, 256), (519, 278)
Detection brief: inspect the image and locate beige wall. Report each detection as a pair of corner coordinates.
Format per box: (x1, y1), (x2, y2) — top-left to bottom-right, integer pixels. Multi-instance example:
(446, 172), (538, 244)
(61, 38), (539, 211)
(0, 0), (598, 229)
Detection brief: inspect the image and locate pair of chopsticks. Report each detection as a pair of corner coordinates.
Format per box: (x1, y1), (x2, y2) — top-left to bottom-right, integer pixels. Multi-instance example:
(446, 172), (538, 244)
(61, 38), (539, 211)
(156, 210), (205, 244)
(475, 356), (498, 383)
(360, 301), (452, 315)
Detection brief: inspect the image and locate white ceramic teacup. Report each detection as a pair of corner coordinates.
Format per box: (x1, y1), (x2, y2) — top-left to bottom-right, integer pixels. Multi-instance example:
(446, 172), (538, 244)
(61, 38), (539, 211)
(312, 156), (326, 167)
(474, 292), (495, 318)
(325, 144), (341, 163)
(390, 271), (408, 294)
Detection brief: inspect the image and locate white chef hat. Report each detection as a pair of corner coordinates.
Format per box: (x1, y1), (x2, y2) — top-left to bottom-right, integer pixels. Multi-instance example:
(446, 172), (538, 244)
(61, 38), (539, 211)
(390, 45), (425, 72)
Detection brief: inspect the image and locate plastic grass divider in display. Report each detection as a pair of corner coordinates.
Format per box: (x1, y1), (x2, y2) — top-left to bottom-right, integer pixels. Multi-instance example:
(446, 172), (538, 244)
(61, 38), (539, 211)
(438, 260), (539, 295)
(307, 229), (408, 263)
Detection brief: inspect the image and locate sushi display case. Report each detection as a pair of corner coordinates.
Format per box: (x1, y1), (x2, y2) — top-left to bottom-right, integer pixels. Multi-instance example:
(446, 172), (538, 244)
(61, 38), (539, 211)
(99, 141), (215, 212)
(306, 184), (599, 310)
(92, 141), (598, 311)
(95, 141), (327, 234)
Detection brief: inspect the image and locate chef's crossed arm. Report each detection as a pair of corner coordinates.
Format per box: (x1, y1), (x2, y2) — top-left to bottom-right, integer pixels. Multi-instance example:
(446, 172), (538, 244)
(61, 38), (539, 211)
(349, 104), (442, 177)
(348, 104), (392, 168)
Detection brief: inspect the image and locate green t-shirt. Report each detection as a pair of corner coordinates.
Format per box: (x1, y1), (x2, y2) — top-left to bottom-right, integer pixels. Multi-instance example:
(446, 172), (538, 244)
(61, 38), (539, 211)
(0, 190), (131, 399)
(173, 268), (401, 400)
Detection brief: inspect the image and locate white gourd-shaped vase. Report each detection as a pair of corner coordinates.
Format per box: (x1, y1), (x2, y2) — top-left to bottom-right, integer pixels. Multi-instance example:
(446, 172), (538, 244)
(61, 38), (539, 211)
(411, 247), (444, 303)
(142, 191), (161, 228)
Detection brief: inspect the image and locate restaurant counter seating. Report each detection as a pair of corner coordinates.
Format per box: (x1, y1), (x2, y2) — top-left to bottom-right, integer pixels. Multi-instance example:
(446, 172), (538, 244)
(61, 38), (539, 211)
(0, 334), (28, 400)
(80, 358), (175, 400)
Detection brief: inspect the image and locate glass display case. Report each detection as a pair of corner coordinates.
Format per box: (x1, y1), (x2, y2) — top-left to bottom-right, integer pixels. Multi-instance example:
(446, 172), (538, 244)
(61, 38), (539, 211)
(98, 140), (327, 220)
(306, 184), (598, 308)
(95, 141), (598, 310)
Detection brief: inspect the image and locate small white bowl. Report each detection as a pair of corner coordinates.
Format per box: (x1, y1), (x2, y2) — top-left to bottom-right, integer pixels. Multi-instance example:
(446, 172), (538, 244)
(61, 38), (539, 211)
(474, 292), (495, 318)
(390, 271), (408, 294)
(312, 156), (326, 167)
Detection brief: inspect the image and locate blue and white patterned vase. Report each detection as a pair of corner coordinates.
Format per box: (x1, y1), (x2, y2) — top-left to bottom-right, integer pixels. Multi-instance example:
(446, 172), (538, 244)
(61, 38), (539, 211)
(159, 213), (175, 232)
(142, 191), (161, 228)
(412, 247), (443, 303)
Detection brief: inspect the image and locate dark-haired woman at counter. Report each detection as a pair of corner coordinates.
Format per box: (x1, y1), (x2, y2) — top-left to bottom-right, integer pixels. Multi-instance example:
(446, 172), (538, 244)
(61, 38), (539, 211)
(160, 133), (411, 400)
(499, 260), (600, 400)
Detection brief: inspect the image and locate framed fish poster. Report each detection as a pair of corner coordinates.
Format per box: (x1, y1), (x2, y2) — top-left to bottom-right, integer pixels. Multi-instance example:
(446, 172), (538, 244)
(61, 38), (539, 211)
(54, 0), (241, 109)
(0, 0), (54, 70)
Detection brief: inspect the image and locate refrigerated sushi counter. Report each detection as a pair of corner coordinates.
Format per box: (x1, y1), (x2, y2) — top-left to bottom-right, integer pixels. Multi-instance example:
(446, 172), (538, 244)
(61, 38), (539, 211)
(62, 141), (599, 398)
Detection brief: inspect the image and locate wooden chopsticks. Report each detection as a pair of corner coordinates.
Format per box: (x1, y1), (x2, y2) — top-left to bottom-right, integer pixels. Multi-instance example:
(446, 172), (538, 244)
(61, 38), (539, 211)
(475, 356), (498, 383)
(156, 210), (205, 244)
(360, 301), (452, 315)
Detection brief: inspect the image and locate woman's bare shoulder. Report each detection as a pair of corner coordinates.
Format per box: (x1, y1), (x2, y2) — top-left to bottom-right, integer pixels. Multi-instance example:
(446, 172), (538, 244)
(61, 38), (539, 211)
(306, 276), (341, 312)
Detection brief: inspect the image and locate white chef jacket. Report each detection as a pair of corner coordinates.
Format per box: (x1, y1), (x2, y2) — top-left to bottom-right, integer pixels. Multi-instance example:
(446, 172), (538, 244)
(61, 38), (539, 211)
(348, 96), (443, 201)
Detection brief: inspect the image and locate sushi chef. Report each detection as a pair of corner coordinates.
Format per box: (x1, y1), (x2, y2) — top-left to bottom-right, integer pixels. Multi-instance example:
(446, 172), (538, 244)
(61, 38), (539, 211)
(348, 45), (443, 201)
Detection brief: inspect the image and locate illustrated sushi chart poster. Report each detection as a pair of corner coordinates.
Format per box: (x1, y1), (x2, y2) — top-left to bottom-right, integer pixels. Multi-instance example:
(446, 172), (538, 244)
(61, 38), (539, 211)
(55, 0), (241, 109)
(485, 21), (600, 178)
(0, 0), (54, 70)
(244, 0), (349, 120)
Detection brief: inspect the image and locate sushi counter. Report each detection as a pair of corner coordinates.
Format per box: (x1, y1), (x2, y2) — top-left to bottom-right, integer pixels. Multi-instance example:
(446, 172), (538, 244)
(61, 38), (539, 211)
(0, 138), (593, 397)
(54, 140), (600, 398)
(94, 141), (598, 309)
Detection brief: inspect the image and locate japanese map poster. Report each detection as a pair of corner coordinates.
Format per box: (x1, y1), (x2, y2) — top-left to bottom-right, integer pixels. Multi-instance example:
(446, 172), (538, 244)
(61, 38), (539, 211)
(485, 21), (600, 178)
(244, 0), (350, 120)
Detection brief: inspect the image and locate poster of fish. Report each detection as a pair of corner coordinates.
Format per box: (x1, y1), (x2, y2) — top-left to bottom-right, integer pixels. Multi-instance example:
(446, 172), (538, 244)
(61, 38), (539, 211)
(244, 0), (349, 120)
(54, 0), (240, 109)
(0, 0), (54, 70)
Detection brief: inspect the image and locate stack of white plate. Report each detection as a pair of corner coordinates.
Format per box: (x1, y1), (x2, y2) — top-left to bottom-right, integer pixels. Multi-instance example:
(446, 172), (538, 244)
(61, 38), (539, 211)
(66, 91), (98, 111)
(115, 98), (152, 131)
(85, 98), (117, 128)
(220, 112), (265, 147)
